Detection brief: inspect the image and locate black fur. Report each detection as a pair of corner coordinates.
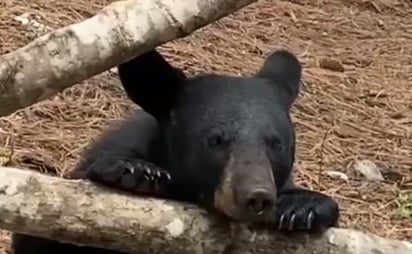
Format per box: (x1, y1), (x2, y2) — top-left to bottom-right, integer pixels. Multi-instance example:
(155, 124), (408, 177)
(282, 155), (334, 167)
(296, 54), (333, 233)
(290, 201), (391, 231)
(11, 48), (339, 254)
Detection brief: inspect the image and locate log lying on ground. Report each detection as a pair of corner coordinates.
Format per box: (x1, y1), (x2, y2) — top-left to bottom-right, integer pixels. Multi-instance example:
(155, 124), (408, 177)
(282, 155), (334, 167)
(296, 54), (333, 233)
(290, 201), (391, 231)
(0, 0), (258, 117)
(0, 166), (411, 254)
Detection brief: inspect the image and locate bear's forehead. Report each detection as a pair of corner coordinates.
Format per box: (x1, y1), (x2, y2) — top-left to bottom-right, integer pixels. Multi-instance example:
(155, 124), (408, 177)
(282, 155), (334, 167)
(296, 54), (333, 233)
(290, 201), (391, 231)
(176, 75), (284, 114)
(174, 75), (290, 132)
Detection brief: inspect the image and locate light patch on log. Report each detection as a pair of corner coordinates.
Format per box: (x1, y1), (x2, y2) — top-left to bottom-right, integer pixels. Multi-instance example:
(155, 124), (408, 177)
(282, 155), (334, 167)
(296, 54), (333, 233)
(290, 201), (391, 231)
(166, 218), (185, 237)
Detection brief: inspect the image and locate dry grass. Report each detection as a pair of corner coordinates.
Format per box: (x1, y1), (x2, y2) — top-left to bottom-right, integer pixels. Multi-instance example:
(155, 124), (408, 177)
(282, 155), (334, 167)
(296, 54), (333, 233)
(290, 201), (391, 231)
(0, 0), (411, 253)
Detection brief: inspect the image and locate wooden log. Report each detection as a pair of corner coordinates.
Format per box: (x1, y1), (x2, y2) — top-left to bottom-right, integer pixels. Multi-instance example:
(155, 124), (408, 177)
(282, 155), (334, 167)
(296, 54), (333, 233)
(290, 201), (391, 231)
(0, 0), (258, 117)
(0, 166), (411, 254)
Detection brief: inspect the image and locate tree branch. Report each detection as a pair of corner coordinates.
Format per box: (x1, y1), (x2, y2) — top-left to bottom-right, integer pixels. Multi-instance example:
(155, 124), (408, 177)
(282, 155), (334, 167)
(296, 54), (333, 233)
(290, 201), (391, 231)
(0, 166), (411, 254)
(0, 0), (258, 117)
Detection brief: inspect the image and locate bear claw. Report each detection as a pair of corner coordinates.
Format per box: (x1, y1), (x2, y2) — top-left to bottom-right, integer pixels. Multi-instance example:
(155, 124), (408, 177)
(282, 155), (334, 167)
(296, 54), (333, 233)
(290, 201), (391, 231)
(307, 210), (315, 229)
(273, 190), (338, 232)
(142, 166), (171, 184)
(98, 158), (172, 194)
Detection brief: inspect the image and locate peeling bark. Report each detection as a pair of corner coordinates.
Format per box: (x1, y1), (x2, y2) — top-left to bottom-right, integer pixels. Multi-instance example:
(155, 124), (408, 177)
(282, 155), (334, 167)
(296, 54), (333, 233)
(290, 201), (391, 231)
(0, 166), (411, 254)
(0, 0), (258, 117)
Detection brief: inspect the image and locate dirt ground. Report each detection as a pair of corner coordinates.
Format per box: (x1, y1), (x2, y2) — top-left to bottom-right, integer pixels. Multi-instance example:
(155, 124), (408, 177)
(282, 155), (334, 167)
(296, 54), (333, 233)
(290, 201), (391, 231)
(0, 0), (411, 253)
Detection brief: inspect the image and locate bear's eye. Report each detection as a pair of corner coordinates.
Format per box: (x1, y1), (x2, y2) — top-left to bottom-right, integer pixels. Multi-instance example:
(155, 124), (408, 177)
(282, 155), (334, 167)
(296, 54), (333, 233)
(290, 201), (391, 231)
(266, 137), (282, 151)
(207, 134), (229, 148)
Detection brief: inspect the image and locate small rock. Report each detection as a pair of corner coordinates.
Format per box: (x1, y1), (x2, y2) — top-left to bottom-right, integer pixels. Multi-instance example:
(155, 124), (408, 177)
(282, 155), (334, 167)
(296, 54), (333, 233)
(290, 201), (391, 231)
(319, 58), (345, 72)
(381, 167), (405, 182)
(353, 159), (384, 182)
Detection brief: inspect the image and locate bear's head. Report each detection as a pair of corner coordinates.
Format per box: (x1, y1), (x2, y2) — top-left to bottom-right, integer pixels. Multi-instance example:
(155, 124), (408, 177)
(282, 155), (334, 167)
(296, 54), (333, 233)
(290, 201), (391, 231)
(117, 48), (301, 223)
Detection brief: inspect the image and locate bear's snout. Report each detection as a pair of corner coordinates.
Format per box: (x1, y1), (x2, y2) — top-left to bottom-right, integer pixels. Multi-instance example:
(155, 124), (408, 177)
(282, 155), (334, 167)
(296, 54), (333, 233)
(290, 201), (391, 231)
(242, 188), (276, 218)
(233, 167), (277, 221)
(213, 149), (278, 222)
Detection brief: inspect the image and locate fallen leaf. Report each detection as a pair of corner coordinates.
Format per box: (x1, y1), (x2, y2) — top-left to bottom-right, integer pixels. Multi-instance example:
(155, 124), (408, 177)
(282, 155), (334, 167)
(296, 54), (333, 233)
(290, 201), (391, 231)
(397, 194), (412, 218)
(325, 170), (349, 182)
(0, 148), (13, 166)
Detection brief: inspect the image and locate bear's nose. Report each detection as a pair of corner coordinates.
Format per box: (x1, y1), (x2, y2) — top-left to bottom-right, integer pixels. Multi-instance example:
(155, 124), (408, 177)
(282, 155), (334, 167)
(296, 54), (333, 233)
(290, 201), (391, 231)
(244, 189), (275, 217)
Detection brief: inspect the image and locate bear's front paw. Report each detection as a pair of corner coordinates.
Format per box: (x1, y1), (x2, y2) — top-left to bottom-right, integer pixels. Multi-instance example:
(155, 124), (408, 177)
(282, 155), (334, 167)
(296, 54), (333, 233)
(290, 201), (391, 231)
(119, 159), (172, 193)
(90, 158), (172, 195)
(273, 190), (339, 233)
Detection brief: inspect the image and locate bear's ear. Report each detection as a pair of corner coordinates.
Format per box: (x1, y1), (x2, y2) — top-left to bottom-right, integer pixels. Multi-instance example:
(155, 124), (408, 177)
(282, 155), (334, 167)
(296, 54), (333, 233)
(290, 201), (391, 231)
(256, 49), (301, 108)
(117, 49), (186, 120)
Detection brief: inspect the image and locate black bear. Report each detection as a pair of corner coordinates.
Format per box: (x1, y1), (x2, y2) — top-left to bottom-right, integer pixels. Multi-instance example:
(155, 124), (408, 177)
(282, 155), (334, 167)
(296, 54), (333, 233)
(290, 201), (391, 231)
(11, 48), (339, 254)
